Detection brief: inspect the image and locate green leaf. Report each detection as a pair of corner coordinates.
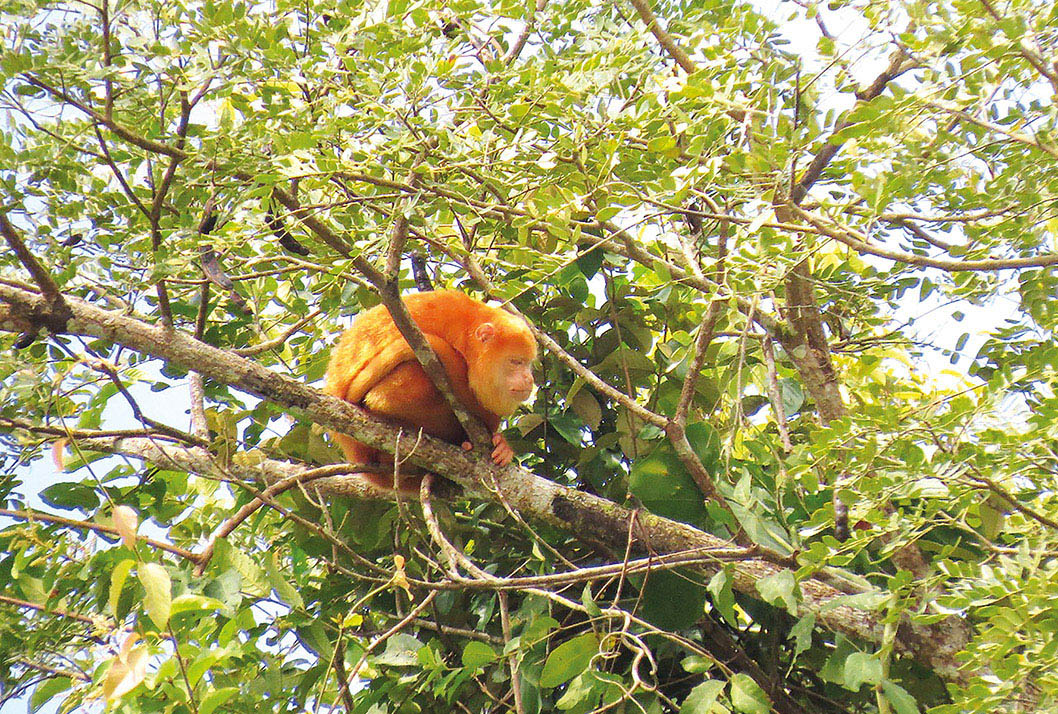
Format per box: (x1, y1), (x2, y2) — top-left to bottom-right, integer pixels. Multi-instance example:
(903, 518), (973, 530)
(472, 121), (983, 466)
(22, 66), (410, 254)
(630, 446), (708, 526)
(138, 562), (172, 629)
(296, 622), (334, 660)
(979, 498), (1005, 540)
(555, 672), (594, 710)
(648, 135), (677, 153)
(461, 641), (497, 669)
(642, 568), (707, 630)
(540, 633), (599, 688)
(17, 575), (46, 604)
(728, 501), (793, 555)
(881, 680), (920, 714)
(39, 482), (99, 511)
(14, 83), (43, 97)
(30, 676), (71, 712)
(755, 571), (799, 616)
(373, 633), (423, 667)
(685, 422), (721, 467)
(109, 559), (135, 617)
(843, 652), (883, 690)
(576, 248), (604, 278)
(729, 673), (770, 713)
(820, 591), (888, 612)
(680, 680), (725, 713)
(264, 552), (304, 610)
(200, 686), (238, 714)
(204, 569), (243, 608)
(707, 569), (738, 626)
(522, 616), (559, 649)
(548, 414), (585, 444)
(681, 656), (714, 674)
(779, 379), (804, 415)
(170, 594), (227, 617)
(581, 584), (603, 617)
(820, 636), (858, 684)
(213, 540), (268, 596)
(789, 615), (815, 657)
(570, 390), (603, 430)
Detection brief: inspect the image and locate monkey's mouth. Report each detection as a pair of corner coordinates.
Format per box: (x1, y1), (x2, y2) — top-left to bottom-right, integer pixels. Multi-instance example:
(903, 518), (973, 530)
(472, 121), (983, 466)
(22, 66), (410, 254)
(511, 386), (534, 400)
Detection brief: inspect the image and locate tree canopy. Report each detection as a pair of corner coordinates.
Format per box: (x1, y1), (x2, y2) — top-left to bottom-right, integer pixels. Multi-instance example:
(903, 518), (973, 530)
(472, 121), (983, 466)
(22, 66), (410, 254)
(2, 0), (1057, 712)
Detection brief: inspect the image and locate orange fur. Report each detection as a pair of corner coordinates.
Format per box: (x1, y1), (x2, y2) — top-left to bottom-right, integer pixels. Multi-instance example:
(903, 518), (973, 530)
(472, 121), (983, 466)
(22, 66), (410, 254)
(324, 291), (537, 491)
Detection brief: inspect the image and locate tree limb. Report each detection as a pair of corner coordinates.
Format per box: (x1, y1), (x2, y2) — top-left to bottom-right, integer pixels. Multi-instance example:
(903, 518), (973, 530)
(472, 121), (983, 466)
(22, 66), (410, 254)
(0, 281), (975, 681)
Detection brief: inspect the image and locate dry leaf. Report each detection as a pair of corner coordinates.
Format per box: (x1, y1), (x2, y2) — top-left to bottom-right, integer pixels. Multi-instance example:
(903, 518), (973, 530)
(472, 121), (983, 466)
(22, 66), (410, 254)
(112, 506), (138, 548)
(51, 439), (68, 471)
(391, 554), (412, 599)
(102, 634), (148, 700)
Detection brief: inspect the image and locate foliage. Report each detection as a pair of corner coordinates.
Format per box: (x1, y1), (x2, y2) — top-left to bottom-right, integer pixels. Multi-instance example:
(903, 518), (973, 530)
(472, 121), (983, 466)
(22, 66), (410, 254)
(1, 0), (1057, 713)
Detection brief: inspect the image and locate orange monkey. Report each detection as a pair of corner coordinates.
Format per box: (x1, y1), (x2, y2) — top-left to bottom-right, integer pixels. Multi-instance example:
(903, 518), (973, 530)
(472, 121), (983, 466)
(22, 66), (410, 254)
(324, 291), (537, 490)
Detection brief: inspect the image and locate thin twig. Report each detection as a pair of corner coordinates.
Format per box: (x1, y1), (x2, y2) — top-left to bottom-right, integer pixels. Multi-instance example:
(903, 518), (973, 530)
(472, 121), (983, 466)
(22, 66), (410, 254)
(234, 309), (321, 356)
(763, 335), (793, 453)
(347, 591), (439, 681)
(0, 593), (97, 625)
(503, 0), (547, 63)
(792, 203), (1058, 271)
(85, 357), (208, 447)
(194, 464), (366, 575)
(498, 591), (525, 714)
(22, 76), (185, 158)
(0, 507), (198, 561)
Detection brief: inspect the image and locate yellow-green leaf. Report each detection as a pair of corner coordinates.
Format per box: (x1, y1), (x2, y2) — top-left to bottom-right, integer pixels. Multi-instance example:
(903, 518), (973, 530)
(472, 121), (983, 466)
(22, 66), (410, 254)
(461, 641), (497, 669)
(139, 563), (171, 629)
(201, 687), (238, 714)
(109, 558), (135, 616)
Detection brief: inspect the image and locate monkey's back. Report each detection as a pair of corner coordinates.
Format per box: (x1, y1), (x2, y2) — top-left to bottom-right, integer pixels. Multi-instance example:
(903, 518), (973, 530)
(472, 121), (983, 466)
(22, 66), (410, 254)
(324, 291), (495, 405)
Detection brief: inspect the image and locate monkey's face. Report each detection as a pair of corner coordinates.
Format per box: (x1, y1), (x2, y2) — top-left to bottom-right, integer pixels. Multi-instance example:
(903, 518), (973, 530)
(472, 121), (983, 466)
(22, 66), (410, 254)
(468, 321), (537, 416)
(469, 347), (535, 416)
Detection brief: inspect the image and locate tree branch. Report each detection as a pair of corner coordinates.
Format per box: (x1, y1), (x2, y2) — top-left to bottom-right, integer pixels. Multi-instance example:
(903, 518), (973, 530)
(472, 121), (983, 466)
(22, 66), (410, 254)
(627, 0), (747, 122)
(0, 282), (975, 680)
(23, 76), (186, 159)
(792, 204), (1058, 271)
(0, 212), (67, 312)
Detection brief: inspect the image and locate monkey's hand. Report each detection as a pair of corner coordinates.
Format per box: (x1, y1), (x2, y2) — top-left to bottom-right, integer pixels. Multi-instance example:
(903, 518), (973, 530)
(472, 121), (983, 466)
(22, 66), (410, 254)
(462, 433), (515, 466)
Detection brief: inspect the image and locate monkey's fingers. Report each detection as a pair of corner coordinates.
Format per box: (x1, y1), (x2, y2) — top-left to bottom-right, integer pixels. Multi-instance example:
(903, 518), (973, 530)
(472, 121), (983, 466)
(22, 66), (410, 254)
(461, 437), (515, 466)
(490, 433), (514, 466)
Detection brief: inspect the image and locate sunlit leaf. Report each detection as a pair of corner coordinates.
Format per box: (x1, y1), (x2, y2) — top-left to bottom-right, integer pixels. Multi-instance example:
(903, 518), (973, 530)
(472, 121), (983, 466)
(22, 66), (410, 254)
(139, 563), (171, 629)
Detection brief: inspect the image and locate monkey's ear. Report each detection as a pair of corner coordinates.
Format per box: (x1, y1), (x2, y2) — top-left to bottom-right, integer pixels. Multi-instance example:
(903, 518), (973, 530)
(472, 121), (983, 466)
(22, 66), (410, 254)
(474, 323), (496, 343)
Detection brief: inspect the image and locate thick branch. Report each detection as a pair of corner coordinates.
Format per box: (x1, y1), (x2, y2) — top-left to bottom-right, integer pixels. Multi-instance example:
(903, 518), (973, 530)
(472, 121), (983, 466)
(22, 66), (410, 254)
(0, 283), (973, 680)
(0, 213), (67, 312)
(791, 48), (913, 204)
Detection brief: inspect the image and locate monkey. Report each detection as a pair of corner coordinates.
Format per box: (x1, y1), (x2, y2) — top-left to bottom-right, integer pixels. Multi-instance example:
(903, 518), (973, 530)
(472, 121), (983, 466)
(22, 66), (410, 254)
(324, 290), (537, 491)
